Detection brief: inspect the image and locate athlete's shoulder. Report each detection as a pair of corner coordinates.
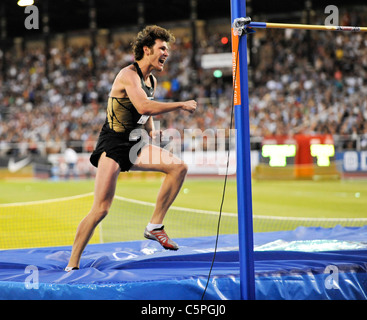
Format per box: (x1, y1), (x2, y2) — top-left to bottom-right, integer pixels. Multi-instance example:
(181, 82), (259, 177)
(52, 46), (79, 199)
(118, 64), (136, 76)
(110, 64), (139, 96)
(116, 64), (140, 84)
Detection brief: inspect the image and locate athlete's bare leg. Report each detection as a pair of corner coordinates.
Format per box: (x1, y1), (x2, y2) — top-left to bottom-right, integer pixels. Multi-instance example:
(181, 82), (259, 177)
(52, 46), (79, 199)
(131, 144), (188, 224)
(66, 152), (120, 269)
(66, 145), (186, 268)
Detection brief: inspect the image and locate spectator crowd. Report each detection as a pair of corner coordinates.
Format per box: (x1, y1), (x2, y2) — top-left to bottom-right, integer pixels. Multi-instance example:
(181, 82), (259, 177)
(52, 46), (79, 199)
(1, 8), (367, 157)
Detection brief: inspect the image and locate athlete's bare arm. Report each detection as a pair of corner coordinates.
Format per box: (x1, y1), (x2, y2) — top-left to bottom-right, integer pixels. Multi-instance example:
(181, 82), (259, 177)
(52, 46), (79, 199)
(110, 66), (196, 116)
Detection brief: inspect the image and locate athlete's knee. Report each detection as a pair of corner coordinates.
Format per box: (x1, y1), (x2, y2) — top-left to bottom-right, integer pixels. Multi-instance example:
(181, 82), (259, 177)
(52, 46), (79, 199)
(90, 203), (110, 223)
(174, 162), (188, 178)
(97, 208), (109, 221)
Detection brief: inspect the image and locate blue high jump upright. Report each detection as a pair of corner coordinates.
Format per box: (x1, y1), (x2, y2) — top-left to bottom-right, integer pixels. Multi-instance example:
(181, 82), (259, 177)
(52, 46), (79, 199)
(230, 0), (256, 300)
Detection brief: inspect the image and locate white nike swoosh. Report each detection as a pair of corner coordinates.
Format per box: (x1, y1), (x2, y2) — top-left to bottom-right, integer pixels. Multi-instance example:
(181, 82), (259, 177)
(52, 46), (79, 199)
(8, 157), (32, 173)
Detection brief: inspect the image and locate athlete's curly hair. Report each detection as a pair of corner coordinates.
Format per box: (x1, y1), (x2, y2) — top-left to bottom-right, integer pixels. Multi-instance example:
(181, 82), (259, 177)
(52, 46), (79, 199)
(132, 25), (175, 61)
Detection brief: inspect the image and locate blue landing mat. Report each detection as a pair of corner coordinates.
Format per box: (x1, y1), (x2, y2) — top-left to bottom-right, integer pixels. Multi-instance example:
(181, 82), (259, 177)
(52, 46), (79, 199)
(0, 226), (367, 300)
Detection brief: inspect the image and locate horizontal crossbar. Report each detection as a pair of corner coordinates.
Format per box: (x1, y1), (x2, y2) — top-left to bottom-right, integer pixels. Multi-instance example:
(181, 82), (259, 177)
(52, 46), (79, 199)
(248, 21), (367, 32)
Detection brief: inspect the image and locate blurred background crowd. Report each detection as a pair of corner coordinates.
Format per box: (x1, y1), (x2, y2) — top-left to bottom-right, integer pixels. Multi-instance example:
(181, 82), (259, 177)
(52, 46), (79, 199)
(1, 2), (367, 157)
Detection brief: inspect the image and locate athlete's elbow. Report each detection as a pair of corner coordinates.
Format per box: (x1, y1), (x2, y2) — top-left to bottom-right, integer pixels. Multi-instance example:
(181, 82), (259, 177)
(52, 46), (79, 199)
(136, 102), (153, 115)
(138, 107), (153, 116)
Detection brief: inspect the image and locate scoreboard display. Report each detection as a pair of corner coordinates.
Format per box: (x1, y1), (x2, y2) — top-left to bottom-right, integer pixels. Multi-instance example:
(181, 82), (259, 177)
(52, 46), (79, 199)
(256, 134), (339, 179)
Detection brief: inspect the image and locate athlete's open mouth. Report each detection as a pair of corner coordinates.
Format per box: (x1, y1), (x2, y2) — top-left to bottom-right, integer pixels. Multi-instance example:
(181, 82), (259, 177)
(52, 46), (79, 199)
(158, 58), (165, 65)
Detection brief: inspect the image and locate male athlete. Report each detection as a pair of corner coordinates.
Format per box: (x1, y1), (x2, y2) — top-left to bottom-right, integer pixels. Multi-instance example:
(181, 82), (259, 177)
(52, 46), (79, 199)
(65, 26), (197, 271)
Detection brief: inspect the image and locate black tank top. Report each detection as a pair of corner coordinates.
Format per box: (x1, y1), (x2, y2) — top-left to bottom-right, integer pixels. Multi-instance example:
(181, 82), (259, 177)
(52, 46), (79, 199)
(104, 62), (155, 134)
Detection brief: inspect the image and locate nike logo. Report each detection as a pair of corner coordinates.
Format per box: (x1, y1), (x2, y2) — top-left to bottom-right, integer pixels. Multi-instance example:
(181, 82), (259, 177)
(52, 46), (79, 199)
(8, 156), (32, 173)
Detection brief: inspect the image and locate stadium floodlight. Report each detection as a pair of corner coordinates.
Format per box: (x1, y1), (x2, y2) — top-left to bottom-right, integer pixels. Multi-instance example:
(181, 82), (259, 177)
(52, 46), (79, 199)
(17, 0), (34, 7)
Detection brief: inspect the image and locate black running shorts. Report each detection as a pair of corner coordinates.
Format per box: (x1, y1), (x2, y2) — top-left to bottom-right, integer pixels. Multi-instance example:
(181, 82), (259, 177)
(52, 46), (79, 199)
(90, 130), (147, 172)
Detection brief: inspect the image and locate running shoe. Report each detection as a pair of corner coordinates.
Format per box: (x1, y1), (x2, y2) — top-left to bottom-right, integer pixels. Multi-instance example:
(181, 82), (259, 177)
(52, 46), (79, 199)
(64, 267), (79, 272)
(144, 226), (179, 250)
